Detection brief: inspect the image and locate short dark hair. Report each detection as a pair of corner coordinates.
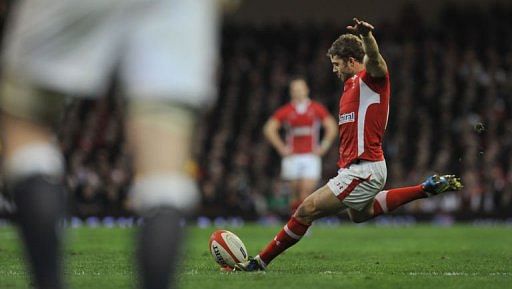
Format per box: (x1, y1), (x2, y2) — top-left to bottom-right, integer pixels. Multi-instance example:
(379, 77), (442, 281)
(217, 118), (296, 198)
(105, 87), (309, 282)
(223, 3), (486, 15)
(326, 34), (364, 63)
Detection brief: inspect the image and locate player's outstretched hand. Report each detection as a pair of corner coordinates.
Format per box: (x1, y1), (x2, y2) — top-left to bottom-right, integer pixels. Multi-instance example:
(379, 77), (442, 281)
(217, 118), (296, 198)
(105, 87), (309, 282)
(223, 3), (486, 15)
(346, 18), (374, 36)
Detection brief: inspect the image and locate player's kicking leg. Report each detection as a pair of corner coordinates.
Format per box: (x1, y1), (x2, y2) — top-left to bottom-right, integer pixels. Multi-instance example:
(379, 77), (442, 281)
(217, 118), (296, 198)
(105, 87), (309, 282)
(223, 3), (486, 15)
(235, 174), (463, 271)
(349, 174), (463, 223)
(234, 184), (343, 271)
(1, 80), (67, 289)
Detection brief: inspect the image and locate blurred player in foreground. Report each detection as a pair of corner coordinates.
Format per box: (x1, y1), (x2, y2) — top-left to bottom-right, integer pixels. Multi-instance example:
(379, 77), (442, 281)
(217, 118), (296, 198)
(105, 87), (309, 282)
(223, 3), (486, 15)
(263, 76), (337, 214)
(235, 18), (463, 271)
(0, 1), (219, 288)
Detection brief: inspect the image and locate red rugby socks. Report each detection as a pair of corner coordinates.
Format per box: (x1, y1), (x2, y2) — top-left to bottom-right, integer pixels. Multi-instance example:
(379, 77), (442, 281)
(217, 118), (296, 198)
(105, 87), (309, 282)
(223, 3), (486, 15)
(258, 216), (310, 266)
(372, 185), (425, 216)
(258, 185), (427, 266)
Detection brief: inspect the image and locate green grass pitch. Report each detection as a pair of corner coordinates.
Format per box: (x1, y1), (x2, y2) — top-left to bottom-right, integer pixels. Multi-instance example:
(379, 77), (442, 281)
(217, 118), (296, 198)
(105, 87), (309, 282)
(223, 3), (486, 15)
(1, 223), (511, 289)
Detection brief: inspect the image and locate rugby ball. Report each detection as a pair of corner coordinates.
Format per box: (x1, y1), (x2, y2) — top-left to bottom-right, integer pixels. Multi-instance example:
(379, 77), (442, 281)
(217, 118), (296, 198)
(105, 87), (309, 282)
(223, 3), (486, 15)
(209, 230), (248, 268)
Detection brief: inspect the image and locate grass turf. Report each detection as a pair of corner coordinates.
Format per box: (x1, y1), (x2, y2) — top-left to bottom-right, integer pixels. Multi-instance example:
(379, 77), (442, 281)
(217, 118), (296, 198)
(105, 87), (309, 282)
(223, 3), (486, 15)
(0, 223), (511, 289)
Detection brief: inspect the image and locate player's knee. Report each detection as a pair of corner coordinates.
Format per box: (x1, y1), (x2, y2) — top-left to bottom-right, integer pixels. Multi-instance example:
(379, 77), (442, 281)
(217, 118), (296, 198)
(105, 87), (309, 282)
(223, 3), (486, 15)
(130, 173), (200, 215)
(3, 142), (65, 187)
(294, 203), (312, 224)
(3, 141), (67, 223)
(294, 196), (318, 224)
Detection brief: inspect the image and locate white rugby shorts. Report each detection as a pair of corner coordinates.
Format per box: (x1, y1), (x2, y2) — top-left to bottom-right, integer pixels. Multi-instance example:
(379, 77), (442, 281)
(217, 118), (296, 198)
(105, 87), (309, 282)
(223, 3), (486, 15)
(2, 0), (218, 106)
(281, 153), (322, 181)
(327, 160), (387, 211)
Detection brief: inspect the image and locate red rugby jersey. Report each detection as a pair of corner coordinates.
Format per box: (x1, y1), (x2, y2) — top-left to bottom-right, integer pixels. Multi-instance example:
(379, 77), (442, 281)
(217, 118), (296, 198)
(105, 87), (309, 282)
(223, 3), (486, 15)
(337, 70), (390, 168)
(272, 100), (330, 154)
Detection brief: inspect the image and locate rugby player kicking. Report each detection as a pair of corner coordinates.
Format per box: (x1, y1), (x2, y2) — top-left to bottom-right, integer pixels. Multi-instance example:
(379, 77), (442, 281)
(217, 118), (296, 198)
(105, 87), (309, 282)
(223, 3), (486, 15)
(235, 18), (463, 271)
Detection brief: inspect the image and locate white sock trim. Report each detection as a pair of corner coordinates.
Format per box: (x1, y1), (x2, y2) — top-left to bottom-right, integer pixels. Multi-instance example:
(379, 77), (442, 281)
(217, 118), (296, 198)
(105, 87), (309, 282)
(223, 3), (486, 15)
(130, 173), (199, 214)
(283, 224), (301, 240)
(4, 142), (64, 183)
(255, 255), (267, 268)
(374, 190), (389, 213)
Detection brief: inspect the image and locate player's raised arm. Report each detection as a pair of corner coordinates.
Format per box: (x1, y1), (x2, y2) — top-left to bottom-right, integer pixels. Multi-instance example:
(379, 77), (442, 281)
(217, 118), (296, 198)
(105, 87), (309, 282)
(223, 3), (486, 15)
(347, 18), (388, 78)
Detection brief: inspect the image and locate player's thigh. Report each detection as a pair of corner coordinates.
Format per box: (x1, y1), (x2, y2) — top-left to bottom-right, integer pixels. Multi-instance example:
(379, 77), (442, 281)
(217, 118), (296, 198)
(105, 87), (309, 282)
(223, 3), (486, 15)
(0, 77), (66, 123)
(0, 83), (67, 182)
(126, 100), (201, 212)
(347, 202), (375, 223)
(329, 161), (386, 209)
(0, 79), (66, 156)
(122, 0), (219, 107)
(1, 113), (54, 158)
(341, 180), (382, 212)
(126, 100), (197, 177)
(294, 184), (343, 223)
(343, 161), (387, 221)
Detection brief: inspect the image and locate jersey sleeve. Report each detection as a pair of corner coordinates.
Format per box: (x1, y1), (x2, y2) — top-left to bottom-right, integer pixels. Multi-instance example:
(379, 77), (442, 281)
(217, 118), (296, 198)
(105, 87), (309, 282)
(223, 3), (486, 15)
(360, 69), (390, 93)
(272, 105), (289, 122)
(313, 102), (330, 120)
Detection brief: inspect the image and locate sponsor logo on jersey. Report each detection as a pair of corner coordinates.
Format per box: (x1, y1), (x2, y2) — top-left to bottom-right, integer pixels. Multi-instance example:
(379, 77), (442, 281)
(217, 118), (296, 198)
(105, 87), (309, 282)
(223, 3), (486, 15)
(339, 112), (355, 124)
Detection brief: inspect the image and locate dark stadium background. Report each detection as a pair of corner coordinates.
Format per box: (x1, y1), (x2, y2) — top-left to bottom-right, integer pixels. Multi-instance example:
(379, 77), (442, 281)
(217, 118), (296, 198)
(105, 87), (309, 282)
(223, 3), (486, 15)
(0, 0), (511, 223)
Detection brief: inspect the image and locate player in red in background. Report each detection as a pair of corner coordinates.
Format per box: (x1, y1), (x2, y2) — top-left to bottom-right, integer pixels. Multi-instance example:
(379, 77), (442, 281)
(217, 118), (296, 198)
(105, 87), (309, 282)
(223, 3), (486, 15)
(263, 76), (337, 214)
(235, 18), (463, 271)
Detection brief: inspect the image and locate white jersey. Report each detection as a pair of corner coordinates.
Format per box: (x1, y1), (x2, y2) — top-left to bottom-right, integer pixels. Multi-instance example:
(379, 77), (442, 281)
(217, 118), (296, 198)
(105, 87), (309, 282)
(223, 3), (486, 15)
(2, 0), (218, 106)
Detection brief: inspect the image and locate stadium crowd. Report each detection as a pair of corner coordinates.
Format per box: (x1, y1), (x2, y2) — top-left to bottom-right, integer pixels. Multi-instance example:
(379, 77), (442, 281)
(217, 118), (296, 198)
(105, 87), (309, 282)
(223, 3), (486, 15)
(1, 2), (512, 219)
(199, 3), (512, 219)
